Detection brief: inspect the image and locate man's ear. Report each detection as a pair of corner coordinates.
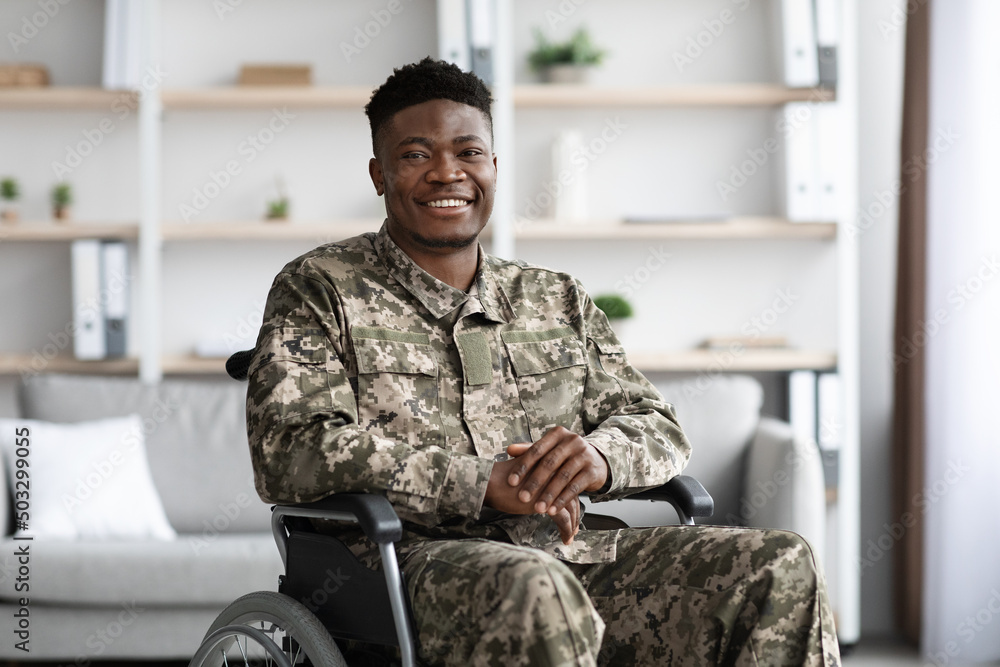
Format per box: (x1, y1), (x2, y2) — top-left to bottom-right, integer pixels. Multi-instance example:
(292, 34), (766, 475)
(369, 157), (385, 196)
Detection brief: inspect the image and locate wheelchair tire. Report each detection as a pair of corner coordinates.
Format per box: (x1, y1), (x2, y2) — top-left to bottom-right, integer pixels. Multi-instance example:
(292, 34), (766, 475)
(189, 624), (292, 667)
(196, 590), (348, 667)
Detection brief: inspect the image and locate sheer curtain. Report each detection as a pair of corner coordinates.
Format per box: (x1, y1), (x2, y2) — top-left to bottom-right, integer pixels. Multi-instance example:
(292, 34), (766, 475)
(922, 0), (1000, 661)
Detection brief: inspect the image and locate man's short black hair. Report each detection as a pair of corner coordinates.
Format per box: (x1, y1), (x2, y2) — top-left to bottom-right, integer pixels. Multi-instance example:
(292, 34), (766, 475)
(365, 57), (493, 156)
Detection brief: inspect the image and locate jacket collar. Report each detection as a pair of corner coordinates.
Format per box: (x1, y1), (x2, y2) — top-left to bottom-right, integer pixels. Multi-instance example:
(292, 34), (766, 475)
(374, 221), (512, 324)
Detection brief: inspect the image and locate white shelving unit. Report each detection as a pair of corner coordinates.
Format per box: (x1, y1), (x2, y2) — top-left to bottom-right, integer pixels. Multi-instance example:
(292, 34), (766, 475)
(0, 0), (858, 643)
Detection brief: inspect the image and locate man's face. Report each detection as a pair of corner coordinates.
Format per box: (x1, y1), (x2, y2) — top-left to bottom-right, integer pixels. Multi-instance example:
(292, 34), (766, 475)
(369, 99), (497, 256)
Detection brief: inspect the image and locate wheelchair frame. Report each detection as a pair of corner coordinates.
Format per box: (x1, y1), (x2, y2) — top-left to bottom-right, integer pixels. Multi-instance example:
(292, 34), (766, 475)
(189, 350), (714, 667)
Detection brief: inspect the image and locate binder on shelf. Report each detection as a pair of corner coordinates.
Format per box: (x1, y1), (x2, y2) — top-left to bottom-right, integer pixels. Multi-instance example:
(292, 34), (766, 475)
(101, 0), (122, 88)
(71, 240), (106, 360)
(466, 0), (494, 86)
(772, 0), (819, 88)
(814, 0), (840, 88)
(788, 369), (818, 445)
(437, 0), (470, 71)
(817, 372), (842, 491)
(101, 241), (129, 359)
(814, 103), (841, 220)
(102, 0), (143, 89)
(777, 103), (821, 222)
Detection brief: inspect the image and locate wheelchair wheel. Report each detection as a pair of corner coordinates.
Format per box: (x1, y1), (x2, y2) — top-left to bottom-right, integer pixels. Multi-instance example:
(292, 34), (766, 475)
(193, 591), (348, 667)
(189, 624), (292, 667)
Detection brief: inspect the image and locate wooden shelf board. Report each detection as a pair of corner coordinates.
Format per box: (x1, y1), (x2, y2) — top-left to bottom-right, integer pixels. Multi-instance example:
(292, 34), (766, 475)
(628, 349), (837, 372)
(0, 222), (139, 241)
(0, 355), (139, 376)
(161, 86), (374, 109)
(162, 356), (228, 374)
(0, 87), (137, 110)
(0, 84), (833, 111)
(1, 350), (835, 377)
(161, 219), (383, 241)
(516, 218), (836, 240)
(513, 84), (835, 107)
(156, 84), (833, 110)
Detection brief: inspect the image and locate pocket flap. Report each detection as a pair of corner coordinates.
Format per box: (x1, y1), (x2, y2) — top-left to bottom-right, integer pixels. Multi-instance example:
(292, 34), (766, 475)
(502, 328), (586, 376)
(252, 327), (329, 371)
(352, 327), (437, 376)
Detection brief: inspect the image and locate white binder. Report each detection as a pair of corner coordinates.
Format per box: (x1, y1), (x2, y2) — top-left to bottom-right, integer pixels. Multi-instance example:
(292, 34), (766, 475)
(788, 369), (818, 445)
(773, 0), (820, 88)
(817, 372), (843, 450)
(71, 240), (106, 360)
(814, 103), (841, 220)
(778, 103), (821, 221)
(467, 0), (494, 86)
(437, 0), (470, 71)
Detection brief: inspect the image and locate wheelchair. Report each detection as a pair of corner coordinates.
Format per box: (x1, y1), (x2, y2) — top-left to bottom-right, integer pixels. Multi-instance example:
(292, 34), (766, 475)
(188, 350), (714, 667)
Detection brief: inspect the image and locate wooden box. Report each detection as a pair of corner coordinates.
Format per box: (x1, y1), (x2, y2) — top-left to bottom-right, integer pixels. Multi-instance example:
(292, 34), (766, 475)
(238, 64), (312, 86)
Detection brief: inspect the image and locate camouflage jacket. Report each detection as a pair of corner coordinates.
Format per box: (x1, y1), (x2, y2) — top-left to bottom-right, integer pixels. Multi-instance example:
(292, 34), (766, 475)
(247, 223), (692, 564)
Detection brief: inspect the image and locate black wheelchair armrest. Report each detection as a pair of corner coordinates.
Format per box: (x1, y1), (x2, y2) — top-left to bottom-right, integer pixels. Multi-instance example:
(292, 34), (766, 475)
(628, 475), (715, 522)
(273, 493), (402, 544)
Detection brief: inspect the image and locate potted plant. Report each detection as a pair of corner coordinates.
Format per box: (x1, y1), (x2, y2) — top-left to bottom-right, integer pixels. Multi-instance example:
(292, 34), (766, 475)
(594, 293), (634, 341)
(51, 182), (72, 221)
(266, 197), (289, 221)
(593, 294), (634, 321)
(265, 175), (290, 222)
(1, 177), (20, 223)
(528, 27), (607, 84)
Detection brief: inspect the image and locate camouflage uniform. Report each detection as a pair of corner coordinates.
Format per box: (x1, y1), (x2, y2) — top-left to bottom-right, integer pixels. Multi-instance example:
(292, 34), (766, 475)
(247, 222), (841, 666)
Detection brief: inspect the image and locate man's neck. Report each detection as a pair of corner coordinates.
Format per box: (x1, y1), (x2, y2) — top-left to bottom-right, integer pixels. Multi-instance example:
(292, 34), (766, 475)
(412, 244), (480, 292)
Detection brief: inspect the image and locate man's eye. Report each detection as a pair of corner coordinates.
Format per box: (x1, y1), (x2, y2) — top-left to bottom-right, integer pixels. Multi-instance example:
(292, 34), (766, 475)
(402, 152), (426, 160)
(460, 149), (483, 157)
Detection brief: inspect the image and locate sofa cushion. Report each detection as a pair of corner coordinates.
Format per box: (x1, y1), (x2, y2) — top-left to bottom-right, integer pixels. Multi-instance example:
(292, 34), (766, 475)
(0, 534), (282, 606)
(653, 375), (763, 524)
(18, 375), (271, 534)
(0, 415), (176, 541)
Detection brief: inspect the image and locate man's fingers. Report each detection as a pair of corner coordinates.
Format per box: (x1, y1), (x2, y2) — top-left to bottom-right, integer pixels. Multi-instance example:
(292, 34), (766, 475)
(547, 471), (591, 516)
(507, 428), (562, 487)
(554, 507), (576, 545)
(506, 442), (531, 457)
(536, 457), (586, 513)
(518, 431), (586, 504)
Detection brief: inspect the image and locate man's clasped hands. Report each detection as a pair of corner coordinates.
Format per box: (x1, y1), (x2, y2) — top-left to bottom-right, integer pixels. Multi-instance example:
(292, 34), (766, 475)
(484, 426), (610, 545)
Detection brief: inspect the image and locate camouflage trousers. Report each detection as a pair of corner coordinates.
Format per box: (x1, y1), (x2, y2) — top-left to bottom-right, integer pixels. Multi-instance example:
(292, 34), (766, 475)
(402, 526), (841, 666)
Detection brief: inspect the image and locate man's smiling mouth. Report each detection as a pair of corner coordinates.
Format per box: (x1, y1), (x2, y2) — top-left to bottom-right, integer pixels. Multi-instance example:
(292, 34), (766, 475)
(421, 198), (472, 208)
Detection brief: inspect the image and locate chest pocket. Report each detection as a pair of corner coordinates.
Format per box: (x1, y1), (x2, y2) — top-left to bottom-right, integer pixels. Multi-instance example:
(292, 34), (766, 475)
(502, 327), (587, 441)
(351, 326), (442, 448)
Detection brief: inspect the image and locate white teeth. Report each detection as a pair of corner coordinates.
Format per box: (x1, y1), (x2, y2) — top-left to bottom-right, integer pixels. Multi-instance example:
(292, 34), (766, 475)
(425, 199), (468, 208)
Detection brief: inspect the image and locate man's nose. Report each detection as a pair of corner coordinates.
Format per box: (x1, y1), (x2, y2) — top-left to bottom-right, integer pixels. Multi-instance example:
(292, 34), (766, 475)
(426, 154), (466, 183)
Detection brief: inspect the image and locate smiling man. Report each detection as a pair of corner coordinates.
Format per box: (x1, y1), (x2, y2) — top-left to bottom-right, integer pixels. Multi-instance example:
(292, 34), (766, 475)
(247, 58), (841, 666)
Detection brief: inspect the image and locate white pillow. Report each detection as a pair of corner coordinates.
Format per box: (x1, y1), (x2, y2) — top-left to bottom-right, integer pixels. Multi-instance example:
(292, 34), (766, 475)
(0, 415), (176, 541)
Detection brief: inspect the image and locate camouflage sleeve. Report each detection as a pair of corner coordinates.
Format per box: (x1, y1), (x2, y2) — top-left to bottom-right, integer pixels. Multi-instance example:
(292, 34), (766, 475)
(245, 270), (493, 526)
(578, 289), (692, 502)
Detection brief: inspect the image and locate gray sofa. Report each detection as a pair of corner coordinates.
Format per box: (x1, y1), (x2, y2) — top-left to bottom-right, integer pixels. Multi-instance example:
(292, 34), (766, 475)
(0, 372), (825, 661)
(0, 374), (281, 661)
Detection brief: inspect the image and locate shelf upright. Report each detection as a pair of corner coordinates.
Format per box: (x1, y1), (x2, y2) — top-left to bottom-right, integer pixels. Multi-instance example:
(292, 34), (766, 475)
(138, 0), (163, 383)
(835, 0), (861, 645)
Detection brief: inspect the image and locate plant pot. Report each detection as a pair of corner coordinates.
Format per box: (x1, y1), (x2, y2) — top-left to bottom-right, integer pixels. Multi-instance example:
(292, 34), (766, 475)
(53, 206), (70, 221)
(1, 206), (18, 223)
(542, 64), (593, 84)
